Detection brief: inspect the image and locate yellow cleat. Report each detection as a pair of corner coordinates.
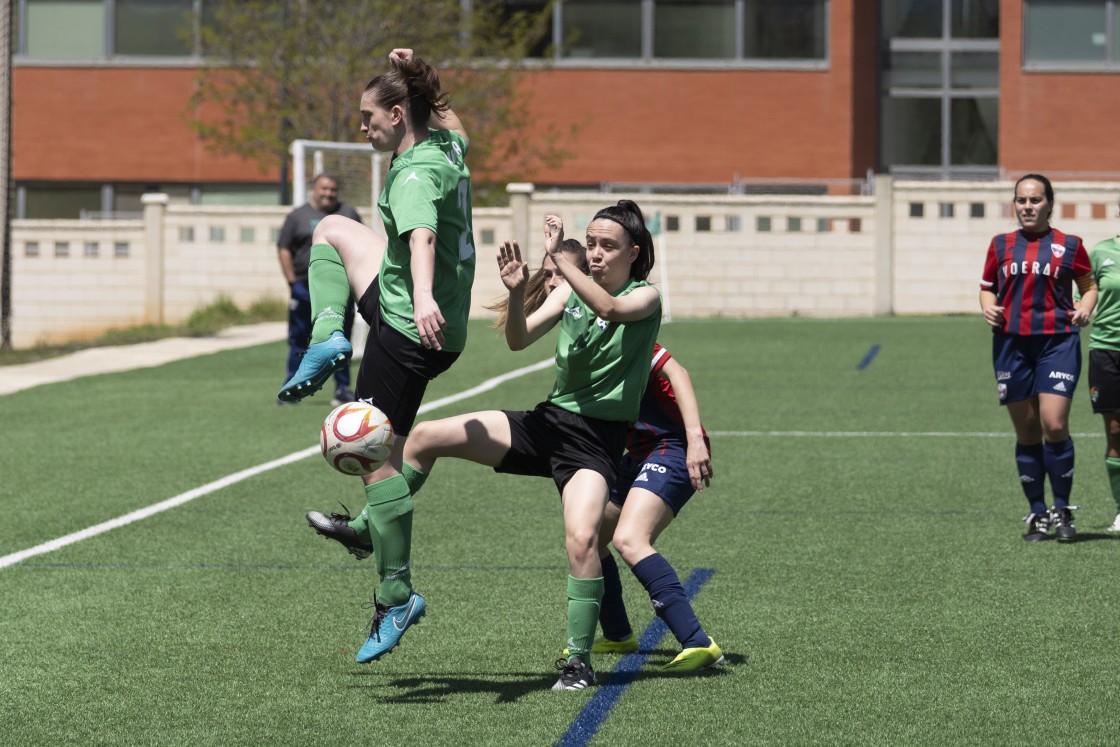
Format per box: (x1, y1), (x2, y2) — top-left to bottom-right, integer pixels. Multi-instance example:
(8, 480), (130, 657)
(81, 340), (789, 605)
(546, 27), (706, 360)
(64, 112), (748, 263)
(662, 638), (725, 673)
(591, 634), (639, 654)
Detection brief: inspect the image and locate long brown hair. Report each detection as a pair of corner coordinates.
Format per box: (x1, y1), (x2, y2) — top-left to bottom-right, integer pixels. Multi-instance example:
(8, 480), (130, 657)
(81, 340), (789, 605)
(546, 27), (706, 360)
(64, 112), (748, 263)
(487, 239), (589, 331)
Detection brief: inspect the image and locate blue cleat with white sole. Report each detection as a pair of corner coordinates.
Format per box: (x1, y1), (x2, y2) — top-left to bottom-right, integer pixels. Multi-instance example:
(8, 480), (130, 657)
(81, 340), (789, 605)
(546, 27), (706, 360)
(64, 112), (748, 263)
(356, 592), (426, 663)
(278, 330), (352, 402)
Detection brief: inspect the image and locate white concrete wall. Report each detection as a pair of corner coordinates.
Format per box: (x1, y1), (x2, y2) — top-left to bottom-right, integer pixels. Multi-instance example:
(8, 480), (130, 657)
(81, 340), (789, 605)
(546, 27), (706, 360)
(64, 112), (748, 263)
(4, 181), (1119, 348)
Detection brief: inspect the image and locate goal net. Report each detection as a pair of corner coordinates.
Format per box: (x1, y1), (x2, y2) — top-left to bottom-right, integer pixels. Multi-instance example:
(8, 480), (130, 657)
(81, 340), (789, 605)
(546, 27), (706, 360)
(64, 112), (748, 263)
(289, 139), (388, 236)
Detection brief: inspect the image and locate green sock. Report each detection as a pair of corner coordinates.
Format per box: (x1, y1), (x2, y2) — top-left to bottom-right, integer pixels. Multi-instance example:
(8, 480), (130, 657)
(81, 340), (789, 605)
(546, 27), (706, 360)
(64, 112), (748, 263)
(565, 575), (604, 666)
(402, 461), (429, 496)
(1106, 457), (1120, 512)
(364, 475), (414, 606)
(347, 505), (373, 545)
(308, 243), (350, 345)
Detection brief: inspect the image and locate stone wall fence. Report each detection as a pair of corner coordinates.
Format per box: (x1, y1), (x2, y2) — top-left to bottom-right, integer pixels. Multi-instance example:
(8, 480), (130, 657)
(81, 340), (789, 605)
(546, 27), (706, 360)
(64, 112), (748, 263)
(3, 179), (1118, 349)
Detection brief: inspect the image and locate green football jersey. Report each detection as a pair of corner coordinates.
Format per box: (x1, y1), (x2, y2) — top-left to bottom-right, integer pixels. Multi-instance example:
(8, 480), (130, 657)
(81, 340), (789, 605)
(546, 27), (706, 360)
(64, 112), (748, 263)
(548, 279), (662, 422)
(378, 128), (475, 352)
(1090, 237), (1120, 351)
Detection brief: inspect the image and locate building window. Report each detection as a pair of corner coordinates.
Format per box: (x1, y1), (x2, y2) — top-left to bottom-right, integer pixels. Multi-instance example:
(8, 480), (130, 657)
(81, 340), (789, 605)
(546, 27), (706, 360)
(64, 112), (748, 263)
(655, 1), (736, 59)
(25, 241), (39, 257)
(665, 215), (680, 232)
(180, 226), (195, 242)
(480, 228), (496, 245)
(114, 241), (129, 257)
(970, 202), (985, 218)
(744, 0), (827, 59)
(19, 0), (195, 59)
(239, 227), (255, 243)
(556, 0), (827, 62)
(1024, 0), (1120, 68)
(727, 215), (742, 231)
(24, 0), (105, 57)
(84, 241), (99, 257)
(561, 1), (643, 58)
(695, 216), (712, 232)
(55, 241), (70, 257)
(880, 0), (1000, 178)
(114, 0), (194, 57)
(757, 216), (772, 232)
(209, 226), (225, 242)
(788, 216), (802, 232)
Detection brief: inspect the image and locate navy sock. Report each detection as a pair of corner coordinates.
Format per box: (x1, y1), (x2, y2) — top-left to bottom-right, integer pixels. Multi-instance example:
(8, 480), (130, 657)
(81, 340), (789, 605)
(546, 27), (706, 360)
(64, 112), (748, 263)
(1043, 438), (1075, 510)
(631, 553), (708, 649)
(1015, 442), (1047, 515)
(598, 552), (632, 642)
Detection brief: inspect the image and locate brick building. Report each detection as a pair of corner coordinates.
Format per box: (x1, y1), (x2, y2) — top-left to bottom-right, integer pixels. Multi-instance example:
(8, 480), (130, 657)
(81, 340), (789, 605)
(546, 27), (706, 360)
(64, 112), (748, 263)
(11, 0), (1120, 217)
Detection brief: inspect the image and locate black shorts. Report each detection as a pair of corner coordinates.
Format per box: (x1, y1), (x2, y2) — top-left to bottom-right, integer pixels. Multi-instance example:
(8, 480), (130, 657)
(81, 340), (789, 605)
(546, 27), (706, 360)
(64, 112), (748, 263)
(497, 401), (629, 493)
(1089, 348), (1120, 413)
(355, 279), (459, 436)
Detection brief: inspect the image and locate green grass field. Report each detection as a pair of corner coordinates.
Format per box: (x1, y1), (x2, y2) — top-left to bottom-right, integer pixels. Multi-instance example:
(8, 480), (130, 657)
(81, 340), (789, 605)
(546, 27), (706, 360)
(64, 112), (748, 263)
(3, 317), (1120, 746)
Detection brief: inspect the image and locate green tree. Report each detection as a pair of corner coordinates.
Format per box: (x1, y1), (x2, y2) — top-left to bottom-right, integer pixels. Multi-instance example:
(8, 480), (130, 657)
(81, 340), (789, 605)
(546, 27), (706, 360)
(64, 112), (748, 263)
(189, 0), (571, 204)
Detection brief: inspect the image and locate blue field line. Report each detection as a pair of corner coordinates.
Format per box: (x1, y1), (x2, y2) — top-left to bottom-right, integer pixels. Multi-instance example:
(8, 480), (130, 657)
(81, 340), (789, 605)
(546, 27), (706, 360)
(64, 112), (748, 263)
(857, 344), (881, 370)
(556, 567), (716, 747)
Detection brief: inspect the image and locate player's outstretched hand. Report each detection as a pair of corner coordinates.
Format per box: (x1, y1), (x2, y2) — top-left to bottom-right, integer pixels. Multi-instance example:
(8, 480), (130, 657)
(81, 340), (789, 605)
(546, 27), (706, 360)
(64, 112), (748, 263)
(498, 240), (529, 292)
(544, 215), (564, 256)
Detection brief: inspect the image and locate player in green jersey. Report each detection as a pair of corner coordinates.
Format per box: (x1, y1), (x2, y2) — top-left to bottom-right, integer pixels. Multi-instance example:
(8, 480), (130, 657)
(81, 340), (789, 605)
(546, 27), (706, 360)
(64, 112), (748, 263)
(290, 48), (476, 661)
(1087, 216), (1120, 532)
(315, 201), (661, 689)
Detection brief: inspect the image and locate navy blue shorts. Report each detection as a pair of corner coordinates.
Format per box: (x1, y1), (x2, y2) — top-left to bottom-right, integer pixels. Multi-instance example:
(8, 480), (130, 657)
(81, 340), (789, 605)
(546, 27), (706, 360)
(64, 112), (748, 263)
(991, 331), (1081, 405)
(609, 442), (696, 517)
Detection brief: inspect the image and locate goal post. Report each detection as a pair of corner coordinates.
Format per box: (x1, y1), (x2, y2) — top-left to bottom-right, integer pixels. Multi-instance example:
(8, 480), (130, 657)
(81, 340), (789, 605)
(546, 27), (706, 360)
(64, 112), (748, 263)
(289, 139), (387, 236)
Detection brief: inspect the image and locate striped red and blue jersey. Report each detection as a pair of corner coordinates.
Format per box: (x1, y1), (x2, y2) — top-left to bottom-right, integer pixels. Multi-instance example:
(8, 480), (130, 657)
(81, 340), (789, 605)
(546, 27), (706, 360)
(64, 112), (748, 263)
(625, 344), (711, 458)
(979, 228), (1092, 335)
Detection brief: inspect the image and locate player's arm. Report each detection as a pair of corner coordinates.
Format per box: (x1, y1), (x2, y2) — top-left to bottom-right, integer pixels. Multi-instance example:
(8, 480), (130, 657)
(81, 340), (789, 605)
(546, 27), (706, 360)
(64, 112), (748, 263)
(1072, 273), (1098, 326)
(499, 240), (564, 350)
(543, 215), (660, 323)
(979, 239), (1003, 328)
(658, 357), (712, 491)
(407, 226), (446, 350)
(278, 247), (297, 286)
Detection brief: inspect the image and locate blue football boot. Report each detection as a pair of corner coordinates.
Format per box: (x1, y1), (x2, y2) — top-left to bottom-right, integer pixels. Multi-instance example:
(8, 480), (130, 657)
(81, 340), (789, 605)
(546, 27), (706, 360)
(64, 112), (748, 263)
(278, 330), (352, 402)
(356, 592), (426, 663)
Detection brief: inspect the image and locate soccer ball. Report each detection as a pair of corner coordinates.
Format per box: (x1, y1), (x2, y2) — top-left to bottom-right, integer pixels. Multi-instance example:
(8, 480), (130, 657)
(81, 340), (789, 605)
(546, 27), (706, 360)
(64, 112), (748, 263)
(320, 401), (395, 476)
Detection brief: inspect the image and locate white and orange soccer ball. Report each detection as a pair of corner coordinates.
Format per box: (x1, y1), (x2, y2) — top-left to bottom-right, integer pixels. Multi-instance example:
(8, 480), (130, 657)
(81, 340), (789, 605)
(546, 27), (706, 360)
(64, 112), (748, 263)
(320, 401), (396, 476)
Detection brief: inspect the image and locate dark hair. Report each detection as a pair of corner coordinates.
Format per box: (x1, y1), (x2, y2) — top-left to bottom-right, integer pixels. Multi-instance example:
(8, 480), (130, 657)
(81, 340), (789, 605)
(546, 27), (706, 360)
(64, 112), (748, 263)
(365, 56), (450, 131)
(310, 173), (339, 189)
(487, 240), (589, 331)
(1015, 173), (1054, 203)
(592, 200), (655, 281)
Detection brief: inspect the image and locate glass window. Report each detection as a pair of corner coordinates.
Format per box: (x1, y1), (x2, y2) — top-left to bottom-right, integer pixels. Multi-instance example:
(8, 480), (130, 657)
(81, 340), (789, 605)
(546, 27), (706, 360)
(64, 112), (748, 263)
(882, 0), (943, 39)
(488, 0), (551, 58)
(951, 0), (998, 38)
(743, 0), (826, 59)
(950, 52), (999, 88)
(950, 97), (997, 165)
(84, 241), (99, 257)
(114, 241), (130, 257)
(22, 185), (101, 219)
(1025, 0), (1108, 63)
(198, 185), (280, 206)
(884, 51), (942, 87)
(26, 0), (104, 57)
(115, 0), (194, 57)
(882, 97), (941, 167)
(562, 1), (641, 58)
(239, 227), (256, 243)
(655, 1), (735, 59)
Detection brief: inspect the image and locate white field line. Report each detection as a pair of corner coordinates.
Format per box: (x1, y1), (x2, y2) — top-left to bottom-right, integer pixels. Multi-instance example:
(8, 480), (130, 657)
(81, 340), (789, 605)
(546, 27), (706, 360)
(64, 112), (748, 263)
(0, 357), (556, 571)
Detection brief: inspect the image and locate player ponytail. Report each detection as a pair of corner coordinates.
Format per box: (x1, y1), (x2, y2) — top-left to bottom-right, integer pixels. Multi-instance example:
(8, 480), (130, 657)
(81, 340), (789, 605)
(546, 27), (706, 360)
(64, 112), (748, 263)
(365, 56), (450, 131)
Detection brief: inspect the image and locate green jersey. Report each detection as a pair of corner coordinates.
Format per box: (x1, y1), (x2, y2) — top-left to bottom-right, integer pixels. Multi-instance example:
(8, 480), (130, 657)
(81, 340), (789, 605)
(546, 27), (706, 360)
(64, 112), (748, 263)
(1090, 237), (1120, 351)
(548, 279), (662, 422)
(378, 128), (475, 352)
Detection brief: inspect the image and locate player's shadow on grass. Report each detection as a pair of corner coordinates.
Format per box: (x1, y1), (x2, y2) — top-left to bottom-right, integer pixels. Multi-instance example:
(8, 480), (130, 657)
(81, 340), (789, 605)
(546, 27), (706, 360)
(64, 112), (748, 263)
(1064, 531), (1120, 543)
(348, 672), (552, 703)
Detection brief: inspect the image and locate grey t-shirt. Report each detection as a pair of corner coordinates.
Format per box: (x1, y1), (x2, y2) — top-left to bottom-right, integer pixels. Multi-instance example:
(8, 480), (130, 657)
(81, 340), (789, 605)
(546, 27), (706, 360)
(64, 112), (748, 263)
(277, 202), (362, 283)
